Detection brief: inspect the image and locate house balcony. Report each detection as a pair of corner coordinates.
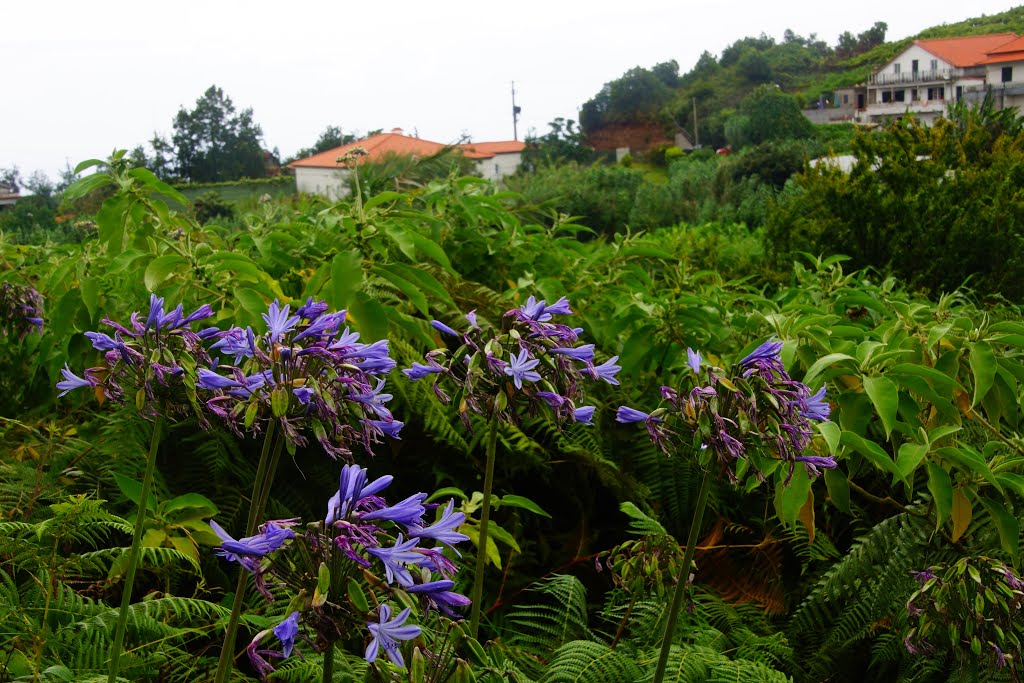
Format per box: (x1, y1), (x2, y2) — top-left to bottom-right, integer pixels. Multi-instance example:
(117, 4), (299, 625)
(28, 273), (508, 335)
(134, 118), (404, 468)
(869, 69), (963, 86)
(865, 100), (947, 117)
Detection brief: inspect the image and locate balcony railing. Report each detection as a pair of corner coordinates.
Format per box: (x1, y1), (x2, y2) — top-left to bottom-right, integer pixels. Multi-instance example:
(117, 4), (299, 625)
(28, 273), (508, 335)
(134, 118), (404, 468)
(869, 69), (964, 86)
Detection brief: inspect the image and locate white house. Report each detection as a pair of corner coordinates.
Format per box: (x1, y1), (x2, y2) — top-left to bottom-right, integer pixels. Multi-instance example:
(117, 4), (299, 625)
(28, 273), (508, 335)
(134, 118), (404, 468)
(0, 184), (18, 211)
(967, 36), (1024, 113)
(289, 129), (524, 199)
(865, 33), (1017, 124)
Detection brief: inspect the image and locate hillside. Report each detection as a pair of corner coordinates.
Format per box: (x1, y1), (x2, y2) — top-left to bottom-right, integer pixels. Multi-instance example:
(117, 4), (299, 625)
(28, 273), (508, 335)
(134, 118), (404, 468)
(580, 6), (1024, 148)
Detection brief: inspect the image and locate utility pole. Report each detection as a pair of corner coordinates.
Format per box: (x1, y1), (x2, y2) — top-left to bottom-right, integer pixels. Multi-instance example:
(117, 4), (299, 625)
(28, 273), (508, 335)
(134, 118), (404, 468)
(512, 81), (522, 141)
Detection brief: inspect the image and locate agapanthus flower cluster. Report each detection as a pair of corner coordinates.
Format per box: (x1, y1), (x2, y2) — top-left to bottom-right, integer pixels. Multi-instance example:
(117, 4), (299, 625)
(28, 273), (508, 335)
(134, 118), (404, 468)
(57, 294), (215, 419)
(208, 463), (470, 678)
(0, 281), (44, 340)
(905, 557), (1023, 674)
(404, 296), (618, 428)
(197, 298), (401, 457)
(617, 340), (834, 484)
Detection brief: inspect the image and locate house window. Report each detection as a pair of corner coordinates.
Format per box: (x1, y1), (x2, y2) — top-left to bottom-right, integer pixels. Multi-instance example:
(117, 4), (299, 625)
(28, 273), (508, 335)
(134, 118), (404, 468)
(912, 59), (919, 74)
(894, 63), (901, 74)
(930, 59), (938, 71)
(927, 86), (945, 100)
(843, 94), (849, 104)
(911, 88), (918, 101)
(882, 91), (892, 103)
(1003, 66), (1013, 82)
(956, 85), (963, 101)
(895, 89), (906, 102)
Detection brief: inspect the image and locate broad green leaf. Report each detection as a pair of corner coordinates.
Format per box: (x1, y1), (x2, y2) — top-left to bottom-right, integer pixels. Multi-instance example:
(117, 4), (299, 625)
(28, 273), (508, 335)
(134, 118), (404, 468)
(951, 488), (972, 542)
(233, 287), (267, 318)
(424, 487), (469, 504)
(970, 340), (997, 406)
(840, 431), (907, 485)
(405, 231), (454, 274)
(495, 494), (550, 518)
(163, 492), (219, 519)
(111, 473), (155, 511)
(888, 364), (964, 392)
(372, 265), (428, 315)
(862, 375), (899, 440)
(980, 498), (1019, 563)
(462, 525), (502, 569)
(824, 468), (851, 514)
(927, 322), (953, 348)
(776, 465), (812, 526)
(144, 254), (188, 291)
(142, 528), (167, 547)
(997, 473), (1024, 498)
(936, 446), (1002, 493)
(128, 167), (188, 205)
(896, 442), (929, 480)
(484, 521), (521, 554)
(926, 463), (953, 532)
(348, 292), (388, 342)
(817, 420), (841, 455)
(329, 250), (363, 310)
(80, 277), (99, 321)
(802, 353), (859, 387)
(63, 172), (112, 200)
(363, 190), (404, 211)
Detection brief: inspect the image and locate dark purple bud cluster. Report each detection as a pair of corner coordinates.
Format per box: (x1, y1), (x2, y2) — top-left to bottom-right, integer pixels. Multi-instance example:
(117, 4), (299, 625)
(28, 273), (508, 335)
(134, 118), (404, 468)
(208, 463), (469, 677)
(905, 557), (1023, 675)
(196, 298), (401, 457)
(404, 297), (617, 428)
(0, 281), (44, 340)
(617, 341), (834, 484)
(57, 294), (214, 420)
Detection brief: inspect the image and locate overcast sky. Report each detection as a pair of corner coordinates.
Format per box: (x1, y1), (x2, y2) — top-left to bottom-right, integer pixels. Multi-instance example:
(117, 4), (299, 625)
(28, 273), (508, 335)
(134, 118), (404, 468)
(3, 0), (1019, 179)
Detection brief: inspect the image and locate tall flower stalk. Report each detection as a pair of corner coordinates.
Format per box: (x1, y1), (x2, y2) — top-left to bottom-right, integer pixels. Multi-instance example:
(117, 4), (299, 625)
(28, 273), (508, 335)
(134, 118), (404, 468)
(404, 297), (618, 638)
(615, 342), (833, 683)
(107, 416), (163, 683)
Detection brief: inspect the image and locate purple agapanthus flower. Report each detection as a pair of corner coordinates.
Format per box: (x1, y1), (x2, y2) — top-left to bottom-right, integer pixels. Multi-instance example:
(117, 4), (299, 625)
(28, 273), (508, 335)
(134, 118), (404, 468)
(794, 454), (837, 477)
(550, 344), (595, 362)
(687, 348), (701, 374)
(403, 361), (445, 381)
(365, 604), (421, 667)
(803, 386), (831, 421)
(407, 579), (471, 618)
(465, 310), (478, 327)
(262, 300), (300, 342)
(197, 368), (244, 390)
(430, 320), (459, 337)
(273, 612), (300, 658)
(366, 419), (404, 440)
(406, 499), (469, 551)
(591, 356), (621, 385)
(209, 519), (296, 568)
(505, 347), (541, 389)
(361, 493), (427, 525)
(616, 406), (655, 423)
(293, 386), (315, 405)
(534, 391), (566, 408)
(573, 406), (596, 425)
(326, 464), (394, 524)
(145, 295), (164, 331)
(367, 534), (421, 587)
(56, 364), (93, 396)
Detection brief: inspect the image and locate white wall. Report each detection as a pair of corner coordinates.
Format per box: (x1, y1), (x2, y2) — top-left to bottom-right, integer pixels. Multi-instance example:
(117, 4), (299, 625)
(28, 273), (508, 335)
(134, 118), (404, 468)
(475, 152), (522, 182)
(880, 45), (951, 77)
(294, 167), (350, 199)
(986, 62), (1024, 84)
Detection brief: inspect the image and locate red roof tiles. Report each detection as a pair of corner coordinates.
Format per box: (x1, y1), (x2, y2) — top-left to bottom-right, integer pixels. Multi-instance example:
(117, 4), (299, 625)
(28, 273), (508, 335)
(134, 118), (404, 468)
(914, 33), (1018, 67)
(981, 35), (1024, 64)
(288, 132), (520, 169)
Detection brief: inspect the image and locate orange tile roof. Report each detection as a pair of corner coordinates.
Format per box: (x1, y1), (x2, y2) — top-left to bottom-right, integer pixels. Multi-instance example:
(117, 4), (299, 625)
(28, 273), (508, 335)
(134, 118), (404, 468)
(981, 35), (1024, 64)
(915, 33), (1018, 67)
(458, 140), (526, 157)
(289, 131), (504, 168)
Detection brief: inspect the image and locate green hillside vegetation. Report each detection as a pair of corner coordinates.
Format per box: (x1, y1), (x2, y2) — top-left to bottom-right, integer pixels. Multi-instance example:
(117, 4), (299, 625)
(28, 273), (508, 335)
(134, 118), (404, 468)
(580, 6), (1024, 147)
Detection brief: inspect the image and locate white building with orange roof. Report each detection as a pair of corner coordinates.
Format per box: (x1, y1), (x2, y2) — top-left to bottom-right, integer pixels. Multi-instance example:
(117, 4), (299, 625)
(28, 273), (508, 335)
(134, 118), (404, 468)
(971, 36), (1024, 113)
(865, 33), (1018, 124)
(288, 128), (524, 199)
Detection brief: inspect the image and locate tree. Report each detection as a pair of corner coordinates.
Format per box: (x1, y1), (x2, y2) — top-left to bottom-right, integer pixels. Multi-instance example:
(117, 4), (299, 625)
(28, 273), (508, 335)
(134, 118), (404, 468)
(725, 85), (813, 149)
(0, 166), (21, 192)
(288, 125), (359, 163)
(171, 85), (266, 183)
(520, 118), (594, 170)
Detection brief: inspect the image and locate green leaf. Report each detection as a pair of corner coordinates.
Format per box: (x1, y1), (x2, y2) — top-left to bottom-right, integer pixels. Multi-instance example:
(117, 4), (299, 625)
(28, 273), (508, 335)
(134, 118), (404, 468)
(817, 420), (841, 455)
(80, 277), (100, 321)
(495, 494), (551, 518)
(980, 497), (1020, 563)
(348, 292), (388, 342)
(372, 264), (428, 315)
(888, 363), (964, 392)
(63, 172), (112, 201)
(927, 463), (953, 531)
(862, 375), (899, 440)
(163, 493), (218, 520)
(996, 473), (1024, 498)
(233, 287), (267, 318)
(896, 442), (929, 481)
(363, 191), (404, 211)
(329, 250), (363, 310)
(802, 353), (859, 387)
(824, 468), (851, 514)
(127, 167), (188, 205)
(776, 465), (812, 525)
(112, 473), (148, 510)
(144, 254), (188, 291)
(405, 230), (454, 274)
(936, 446), (1002, 493)
(424, 487), (469, 504)
(347, 578), (370, 614)
(841, 431), (906, 484)
(970, 340), (997, 406)
(951, 488), (972, 541)
(484, 521), (521, 554)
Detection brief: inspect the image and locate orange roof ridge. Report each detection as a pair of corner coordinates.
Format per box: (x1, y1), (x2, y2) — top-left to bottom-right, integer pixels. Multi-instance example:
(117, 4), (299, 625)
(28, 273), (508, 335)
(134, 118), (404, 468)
(290, 131), (521, 168)
(913, 33), (1019, 67)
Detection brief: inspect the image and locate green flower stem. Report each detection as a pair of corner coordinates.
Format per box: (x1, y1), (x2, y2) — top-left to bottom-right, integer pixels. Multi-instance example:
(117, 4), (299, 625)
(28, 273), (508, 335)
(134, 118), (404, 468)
(322, 641), (334, 683)
(652, 468), (712, 683)
(107, 415), (164, 683)
(214, 420), (281, 683)
(468, 413), (499, 639)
